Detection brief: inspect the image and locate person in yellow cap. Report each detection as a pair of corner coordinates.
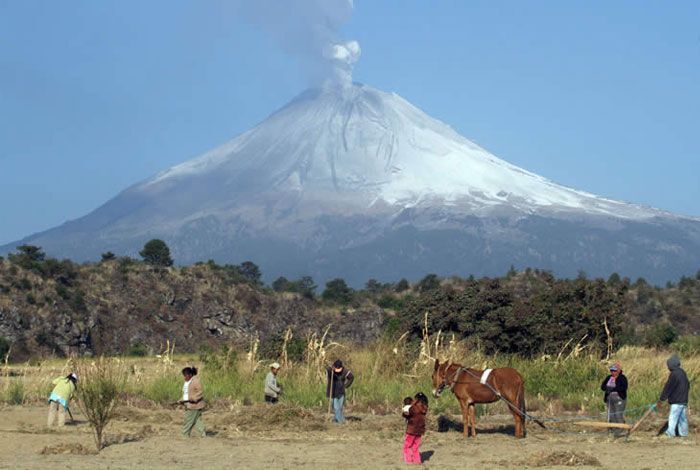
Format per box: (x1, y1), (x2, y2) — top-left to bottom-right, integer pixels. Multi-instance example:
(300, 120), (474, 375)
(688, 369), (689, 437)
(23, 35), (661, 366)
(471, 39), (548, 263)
(47, 372), (78, 427)
(264, 362), (283, 404)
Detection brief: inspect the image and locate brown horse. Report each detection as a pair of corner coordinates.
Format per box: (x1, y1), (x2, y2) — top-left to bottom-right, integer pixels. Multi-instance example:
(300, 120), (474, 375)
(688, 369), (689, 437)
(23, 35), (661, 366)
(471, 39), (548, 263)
(432, 359), (540, 438)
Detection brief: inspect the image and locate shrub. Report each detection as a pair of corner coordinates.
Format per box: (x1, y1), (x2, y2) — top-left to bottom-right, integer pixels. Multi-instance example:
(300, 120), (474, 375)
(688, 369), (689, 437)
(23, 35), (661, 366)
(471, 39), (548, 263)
(671, 335), (700, 355)
(321, 278), (353, 304)
(365, 278), (383, 294)
(127, 343), (148, 357)
(144, 374), (181, 404)
(0, 336), (10, 359)
(8, 245), (45, 272)
(416, 273), (440, 292)
(644, 323), (678, 348)
(238, 261), (262, 285)
(75, 358), (128, 450)
(199, 345), (238, 372)
(55, 284), (70, 300)
(139, 239), (173, 267)
(100, 252), (116, 262)
(6, 381), (25, 405)
(394, 278), (410, 292)
(261, 333), (306, 362)
(271, 276), (316, 298)
(15, 278), (32, 290)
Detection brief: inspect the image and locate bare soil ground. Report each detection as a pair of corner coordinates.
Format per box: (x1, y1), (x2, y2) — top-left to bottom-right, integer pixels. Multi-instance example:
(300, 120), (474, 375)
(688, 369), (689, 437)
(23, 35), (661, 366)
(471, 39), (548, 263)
(0, 405), (697, 469)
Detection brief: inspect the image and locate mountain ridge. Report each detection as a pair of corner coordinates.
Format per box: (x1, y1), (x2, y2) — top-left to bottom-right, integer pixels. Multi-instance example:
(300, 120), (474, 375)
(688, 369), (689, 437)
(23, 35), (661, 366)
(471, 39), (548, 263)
(3, 83), (700, 285)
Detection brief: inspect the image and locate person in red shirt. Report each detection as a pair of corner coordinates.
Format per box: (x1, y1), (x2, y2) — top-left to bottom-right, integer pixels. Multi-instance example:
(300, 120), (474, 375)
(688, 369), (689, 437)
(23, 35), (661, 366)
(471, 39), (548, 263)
(402, 392), (428, 464)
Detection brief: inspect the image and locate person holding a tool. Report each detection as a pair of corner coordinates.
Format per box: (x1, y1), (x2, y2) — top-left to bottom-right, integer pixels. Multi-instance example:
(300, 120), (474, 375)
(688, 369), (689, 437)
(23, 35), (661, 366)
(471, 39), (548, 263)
(600, 362), (628, 436)
(326, 359), (354, 423)
(656, 354), (690, 438)
(47, 372), (78, 427)
(179, 366), (206, 437)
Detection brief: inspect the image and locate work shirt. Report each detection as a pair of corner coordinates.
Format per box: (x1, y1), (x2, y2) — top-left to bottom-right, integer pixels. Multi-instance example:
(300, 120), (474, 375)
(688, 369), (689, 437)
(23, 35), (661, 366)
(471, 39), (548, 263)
(660, 367), (690, 405)
(265, 371), (282, 398)
(48, 377), (76, 410)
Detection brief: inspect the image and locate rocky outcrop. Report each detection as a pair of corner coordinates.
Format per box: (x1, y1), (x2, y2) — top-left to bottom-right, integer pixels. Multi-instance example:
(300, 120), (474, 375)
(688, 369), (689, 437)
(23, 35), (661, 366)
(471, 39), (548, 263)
(0, 260), (386, 360)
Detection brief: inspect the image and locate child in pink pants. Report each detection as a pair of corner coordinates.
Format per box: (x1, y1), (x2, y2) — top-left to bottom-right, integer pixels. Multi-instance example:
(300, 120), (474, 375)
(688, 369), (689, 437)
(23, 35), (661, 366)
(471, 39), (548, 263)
(402, 392), (428, 464)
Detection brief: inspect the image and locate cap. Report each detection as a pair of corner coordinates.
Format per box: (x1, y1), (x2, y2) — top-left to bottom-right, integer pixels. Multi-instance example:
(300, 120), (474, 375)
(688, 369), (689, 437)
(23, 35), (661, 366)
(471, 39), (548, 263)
(270, 362), (280, 369)
(333, 359), (343, 369)
(608, 364), (619, 371)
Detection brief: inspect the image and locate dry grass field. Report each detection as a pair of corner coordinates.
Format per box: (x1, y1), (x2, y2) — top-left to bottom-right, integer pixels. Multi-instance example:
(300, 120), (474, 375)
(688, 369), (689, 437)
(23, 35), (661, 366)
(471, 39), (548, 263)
(1, 337), (697, 468)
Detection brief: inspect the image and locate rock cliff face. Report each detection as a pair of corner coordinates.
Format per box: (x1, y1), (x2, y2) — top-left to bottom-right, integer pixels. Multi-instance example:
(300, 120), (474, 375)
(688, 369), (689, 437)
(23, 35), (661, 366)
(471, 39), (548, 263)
(0, 260), (384, 360)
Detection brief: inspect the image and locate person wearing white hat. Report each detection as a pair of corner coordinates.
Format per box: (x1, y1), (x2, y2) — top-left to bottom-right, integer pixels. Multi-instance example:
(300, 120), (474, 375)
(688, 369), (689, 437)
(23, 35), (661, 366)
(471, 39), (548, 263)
(264, 362), (283, 404)
(47, 372), (78, 427)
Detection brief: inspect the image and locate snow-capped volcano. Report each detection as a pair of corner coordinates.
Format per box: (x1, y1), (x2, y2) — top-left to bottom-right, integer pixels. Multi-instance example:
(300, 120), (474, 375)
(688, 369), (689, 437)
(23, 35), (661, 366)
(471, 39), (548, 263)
(3, 83), (699, 285)
(142, 84), (661, 219)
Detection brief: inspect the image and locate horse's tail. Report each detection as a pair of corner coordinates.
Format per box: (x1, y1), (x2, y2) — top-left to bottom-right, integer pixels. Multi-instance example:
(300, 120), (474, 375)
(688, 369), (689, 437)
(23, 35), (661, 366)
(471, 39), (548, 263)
(517, 382), (527, 435)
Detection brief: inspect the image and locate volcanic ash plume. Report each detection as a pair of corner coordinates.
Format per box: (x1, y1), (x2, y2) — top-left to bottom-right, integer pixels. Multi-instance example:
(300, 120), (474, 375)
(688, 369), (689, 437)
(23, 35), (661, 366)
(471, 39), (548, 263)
(241, 0), (360, 87)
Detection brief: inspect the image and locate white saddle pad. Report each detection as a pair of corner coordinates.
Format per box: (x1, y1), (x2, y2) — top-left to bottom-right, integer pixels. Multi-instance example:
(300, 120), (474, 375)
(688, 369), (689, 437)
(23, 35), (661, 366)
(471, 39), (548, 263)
(480, 368), (493, 385)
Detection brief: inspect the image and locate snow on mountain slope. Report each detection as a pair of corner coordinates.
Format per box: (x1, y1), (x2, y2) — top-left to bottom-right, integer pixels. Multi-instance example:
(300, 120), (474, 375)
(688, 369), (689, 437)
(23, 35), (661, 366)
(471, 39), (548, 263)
(3, 83), (700, 285)
(140, 83), (665, 220)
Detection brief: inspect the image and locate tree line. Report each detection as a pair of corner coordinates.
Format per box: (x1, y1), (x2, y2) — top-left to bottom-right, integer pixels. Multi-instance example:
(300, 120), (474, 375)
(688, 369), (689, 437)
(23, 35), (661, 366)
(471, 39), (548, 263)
(1, 240), (699, 358)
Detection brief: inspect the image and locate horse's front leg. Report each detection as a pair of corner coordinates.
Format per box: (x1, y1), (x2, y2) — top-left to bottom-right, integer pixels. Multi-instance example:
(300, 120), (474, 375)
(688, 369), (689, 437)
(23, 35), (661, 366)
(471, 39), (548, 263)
(458, 399), (469, 438)
(469, 404), (477, 438)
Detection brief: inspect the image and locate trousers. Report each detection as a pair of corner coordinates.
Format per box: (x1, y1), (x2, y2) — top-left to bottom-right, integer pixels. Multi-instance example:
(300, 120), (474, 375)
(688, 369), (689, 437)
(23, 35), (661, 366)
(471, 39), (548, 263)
(666, 404), (689, 437)
(403, 433), (422, 464)
(47, 401), (66, 427)
(333, 395), (345, 423)
(182, 409), (205, 437)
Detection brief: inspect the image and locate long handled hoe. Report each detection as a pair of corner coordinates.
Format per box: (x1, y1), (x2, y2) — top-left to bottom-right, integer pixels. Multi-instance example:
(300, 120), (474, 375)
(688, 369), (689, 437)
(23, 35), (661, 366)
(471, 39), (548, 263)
(327, 370), (334, 422)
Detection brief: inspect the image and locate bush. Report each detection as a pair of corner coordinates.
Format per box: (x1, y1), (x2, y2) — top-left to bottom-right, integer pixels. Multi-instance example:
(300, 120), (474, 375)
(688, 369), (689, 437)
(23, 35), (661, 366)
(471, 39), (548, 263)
(271, 276), (316, 298)
(394, 278), (410, 292)
(199, 345), (238, 372)
(139, 239), (173, 267)
(75, 358), (128, 450)
(644, 323), (678, 348)
(101, 252), (116, 262)
(6, 381), (25, 405)
(0, 336), (10, 359)
(238, 261), (262, 285)
(321, 278), (353, 304)
(671, 335), (700, 355)
(127, 343), (148, 357)
(144, 374), (181, 404)
(416, 273), (440, 292)
(8, 245), (45, 272)
(261, 333), (306, 362)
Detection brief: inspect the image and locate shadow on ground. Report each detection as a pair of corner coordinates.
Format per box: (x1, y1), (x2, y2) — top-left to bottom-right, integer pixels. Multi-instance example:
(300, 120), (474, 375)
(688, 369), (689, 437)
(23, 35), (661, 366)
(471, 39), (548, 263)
(436, 415), (515, 436)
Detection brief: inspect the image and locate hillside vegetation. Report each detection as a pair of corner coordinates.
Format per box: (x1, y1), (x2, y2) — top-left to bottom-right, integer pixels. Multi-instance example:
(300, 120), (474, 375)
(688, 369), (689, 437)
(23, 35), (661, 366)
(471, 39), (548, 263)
(0, 244), (699, 361)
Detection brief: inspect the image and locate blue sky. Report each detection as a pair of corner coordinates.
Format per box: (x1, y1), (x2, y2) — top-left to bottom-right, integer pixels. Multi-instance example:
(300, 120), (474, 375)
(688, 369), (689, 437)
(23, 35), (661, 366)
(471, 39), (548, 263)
(1, 1), (699, 245)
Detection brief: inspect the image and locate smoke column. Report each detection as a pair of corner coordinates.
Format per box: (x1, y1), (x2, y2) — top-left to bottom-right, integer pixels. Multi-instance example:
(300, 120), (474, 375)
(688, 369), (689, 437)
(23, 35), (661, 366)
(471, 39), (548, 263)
(238, 0), (360, 87)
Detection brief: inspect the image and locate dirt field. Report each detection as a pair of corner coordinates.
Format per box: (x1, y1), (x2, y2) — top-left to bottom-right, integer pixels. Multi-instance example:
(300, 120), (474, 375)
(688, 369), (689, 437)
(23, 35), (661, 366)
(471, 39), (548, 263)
(0, 405), (696, 469)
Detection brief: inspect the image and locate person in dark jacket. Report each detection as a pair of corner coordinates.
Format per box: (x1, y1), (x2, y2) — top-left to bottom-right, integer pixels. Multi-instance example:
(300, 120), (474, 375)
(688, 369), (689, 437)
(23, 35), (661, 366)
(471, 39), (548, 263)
(656, 355), (690, 437)
(402, 392), (428, 464)
(326, 359), (354, 423)
(600, 362), (628, 436)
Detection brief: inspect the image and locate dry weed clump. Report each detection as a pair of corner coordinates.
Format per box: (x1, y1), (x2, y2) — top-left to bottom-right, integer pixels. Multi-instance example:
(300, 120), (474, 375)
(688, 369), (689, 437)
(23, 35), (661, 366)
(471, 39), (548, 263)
(103, 425), (156, 447)
(524, 450), (601, 467)
(40, 442), (97, 455)
(230, 403), (327, 432)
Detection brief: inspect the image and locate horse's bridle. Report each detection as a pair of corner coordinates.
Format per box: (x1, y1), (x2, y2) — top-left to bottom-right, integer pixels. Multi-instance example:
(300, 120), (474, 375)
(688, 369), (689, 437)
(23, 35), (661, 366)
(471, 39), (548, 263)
(435, 365), (464, 396)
